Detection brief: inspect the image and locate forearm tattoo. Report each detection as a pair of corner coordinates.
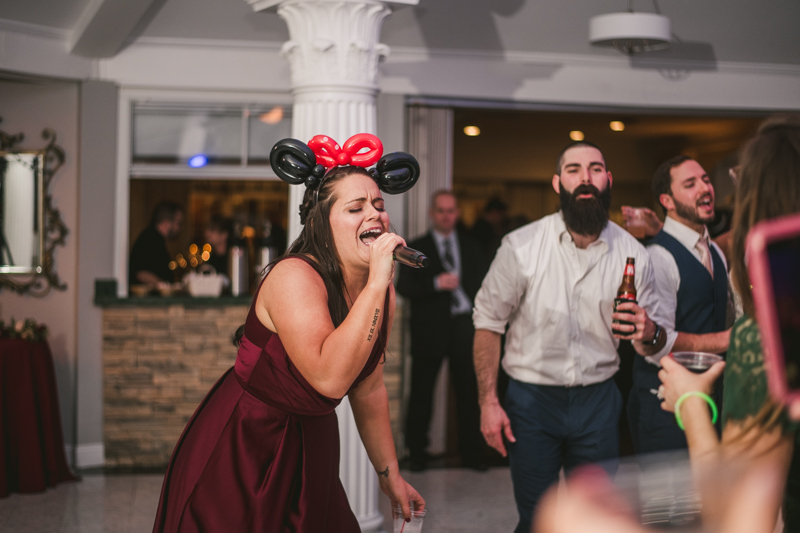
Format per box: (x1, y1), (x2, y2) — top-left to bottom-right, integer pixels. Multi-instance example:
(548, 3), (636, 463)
(378, 466), (389, 477)
(367, 308), (380, 341)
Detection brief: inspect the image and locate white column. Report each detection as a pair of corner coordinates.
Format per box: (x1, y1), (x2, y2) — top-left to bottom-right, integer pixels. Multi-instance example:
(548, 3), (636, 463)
(277, 0), (393, 243)
(267, 1), (415, 530)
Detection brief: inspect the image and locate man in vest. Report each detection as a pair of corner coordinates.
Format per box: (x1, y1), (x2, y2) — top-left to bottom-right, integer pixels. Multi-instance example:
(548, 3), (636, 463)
(628, 155), (731, 454)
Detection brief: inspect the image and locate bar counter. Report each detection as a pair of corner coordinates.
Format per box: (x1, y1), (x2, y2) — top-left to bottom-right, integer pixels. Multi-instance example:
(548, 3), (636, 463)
(94, 294), (252, 307)
(97, 293), (251, 468)
(96, 291), (404, 470)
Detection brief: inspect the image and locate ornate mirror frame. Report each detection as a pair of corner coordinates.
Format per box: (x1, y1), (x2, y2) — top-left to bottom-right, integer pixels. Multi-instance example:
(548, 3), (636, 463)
(0, 118), (68, 296)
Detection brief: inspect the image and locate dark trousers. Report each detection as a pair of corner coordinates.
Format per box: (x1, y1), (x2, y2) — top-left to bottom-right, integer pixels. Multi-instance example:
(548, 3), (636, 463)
(628, 357), (687, 454)
(506, 378), (621, 533)
(628, 356), (723, 455)
(404, 314), (484, 463)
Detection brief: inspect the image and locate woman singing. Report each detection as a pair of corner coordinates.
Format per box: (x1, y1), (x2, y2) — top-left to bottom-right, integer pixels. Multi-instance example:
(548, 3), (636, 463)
(153, 134), (425, 532)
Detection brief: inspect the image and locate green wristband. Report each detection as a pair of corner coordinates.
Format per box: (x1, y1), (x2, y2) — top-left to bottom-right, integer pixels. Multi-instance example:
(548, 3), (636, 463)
(674, 391), (718, 431)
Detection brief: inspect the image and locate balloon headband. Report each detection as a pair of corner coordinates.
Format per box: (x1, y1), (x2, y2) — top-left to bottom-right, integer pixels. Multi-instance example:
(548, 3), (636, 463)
(269, 133), (420, 207)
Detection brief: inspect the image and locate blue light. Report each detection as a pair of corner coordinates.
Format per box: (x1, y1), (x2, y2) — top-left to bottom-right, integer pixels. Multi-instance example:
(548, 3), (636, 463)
(188, 154), (208, 168)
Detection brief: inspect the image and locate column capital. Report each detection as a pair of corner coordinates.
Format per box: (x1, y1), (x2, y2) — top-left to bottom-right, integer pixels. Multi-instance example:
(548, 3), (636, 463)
(273, 0), (402, 93)
(246, 0), (417, 12)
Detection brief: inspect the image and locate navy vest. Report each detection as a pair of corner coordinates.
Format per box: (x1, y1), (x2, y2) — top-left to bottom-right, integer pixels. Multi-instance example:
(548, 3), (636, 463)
(633, 229), (728, 387)
(648, 230), (728, 335)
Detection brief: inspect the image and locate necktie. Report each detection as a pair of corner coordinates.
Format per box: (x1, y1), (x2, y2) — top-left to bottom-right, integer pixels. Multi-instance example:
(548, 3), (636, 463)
(696, 236), (714, 279)
(441, 238), (458, 309)
(442, 238), (455, 271)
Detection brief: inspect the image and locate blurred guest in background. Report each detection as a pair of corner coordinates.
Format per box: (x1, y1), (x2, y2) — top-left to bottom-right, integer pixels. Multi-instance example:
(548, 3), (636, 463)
(628, 156), (731, 455)
(471, 197), (509, 261)
(128, 201), (184, 289)
(397, 190), (489, 472)
(204, 214), (234, 277)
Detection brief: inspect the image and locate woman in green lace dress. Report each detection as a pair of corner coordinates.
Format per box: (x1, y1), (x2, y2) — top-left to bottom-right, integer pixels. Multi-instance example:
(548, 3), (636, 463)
(658, 115), (800, 532)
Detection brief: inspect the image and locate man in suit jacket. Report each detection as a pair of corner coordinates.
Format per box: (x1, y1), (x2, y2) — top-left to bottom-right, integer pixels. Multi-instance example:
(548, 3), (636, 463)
(397, 190), (489, 471)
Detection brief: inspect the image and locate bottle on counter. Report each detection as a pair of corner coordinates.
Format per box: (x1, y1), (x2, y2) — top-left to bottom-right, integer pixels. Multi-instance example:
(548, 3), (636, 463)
(228, 222), (249, 297)
(612, 257), (637, 335)
(256, 220), (280, 280)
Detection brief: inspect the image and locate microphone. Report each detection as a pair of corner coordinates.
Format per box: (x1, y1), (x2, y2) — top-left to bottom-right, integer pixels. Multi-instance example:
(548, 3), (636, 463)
(393, 245), (429, 268)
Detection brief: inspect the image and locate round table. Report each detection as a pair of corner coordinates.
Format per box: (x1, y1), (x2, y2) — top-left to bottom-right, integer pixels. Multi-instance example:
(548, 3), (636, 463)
(0, 338), (78, 497)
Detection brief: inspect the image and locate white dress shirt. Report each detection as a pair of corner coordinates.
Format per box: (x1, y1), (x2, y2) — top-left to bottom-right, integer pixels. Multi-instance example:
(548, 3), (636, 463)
(431, 230), (472, 315)
(646, 216), (728, 364)
(473, 212), (668, 387)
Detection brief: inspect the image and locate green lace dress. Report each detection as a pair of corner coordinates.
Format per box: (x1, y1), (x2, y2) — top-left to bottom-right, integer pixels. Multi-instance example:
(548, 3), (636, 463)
(723, 315), (800, 531)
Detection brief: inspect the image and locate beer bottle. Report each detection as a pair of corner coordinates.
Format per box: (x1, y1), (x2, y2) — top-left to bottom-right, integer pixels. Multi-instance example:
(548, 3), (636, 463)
(612, 257), (636, 334)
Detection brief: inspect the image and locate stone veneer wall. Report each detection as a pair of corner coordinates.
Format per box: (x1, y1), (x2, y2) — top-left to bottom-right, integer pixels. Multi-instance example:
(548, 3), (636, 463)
(102, 303), (405, 468)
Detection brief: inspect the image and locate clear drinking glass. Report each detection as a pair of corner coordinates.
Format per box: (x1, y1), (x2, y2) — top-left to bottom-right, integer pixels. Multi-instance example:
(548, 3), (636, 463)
(392, 502), (426, 533)
(671, 352), (724, 373)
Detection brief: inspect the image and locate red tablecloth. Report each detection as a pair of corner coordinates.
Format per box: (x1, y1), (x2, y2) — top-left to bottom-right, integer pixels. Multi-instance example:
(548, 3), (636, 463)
(0, 338), (78, 497)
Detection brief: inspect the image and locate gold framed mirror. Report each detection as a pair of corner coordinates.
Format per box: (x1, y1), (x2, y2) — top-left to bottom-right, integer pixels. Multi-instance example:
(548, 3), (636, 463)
(0, 119), (68, 296)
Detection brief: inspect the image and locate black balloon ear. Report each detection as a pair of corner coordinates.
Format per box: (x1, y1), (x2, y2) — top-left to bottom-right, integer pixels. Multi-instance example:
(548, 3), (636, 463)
(270, 138), (317, 185)
(374, 152), (420, 194)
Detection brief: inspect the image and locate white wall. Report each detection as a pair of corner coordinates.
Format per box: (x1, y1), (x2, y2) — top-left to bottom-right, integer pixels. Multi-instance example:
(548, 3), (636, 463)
(75, 80), (118, 467)
(0, 79), (81, 450)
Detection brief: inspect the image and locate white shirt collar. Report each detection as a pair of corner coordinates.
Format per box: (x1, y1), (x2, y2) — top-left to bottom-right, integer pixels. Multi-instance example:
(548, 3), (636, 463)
(555, 211), (610, 250)
(432, 229), (456, 246)
(663, 216), (709, 250)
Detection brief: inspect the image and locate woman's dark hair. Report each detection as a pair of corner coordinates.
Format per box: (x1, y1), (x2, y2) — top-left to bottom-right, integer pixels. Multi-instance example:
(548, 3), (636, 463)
(727, 114), (800, 441)
(232, 166), (375, 347)
(282, 165), (372, 327)
(731, 115), (800, 318)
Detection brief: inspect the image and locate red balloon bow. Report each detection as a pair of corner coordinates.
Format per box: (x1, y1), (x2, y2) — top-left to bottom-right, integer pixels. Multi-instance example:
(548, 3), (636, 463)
(308, 133), (383, 169)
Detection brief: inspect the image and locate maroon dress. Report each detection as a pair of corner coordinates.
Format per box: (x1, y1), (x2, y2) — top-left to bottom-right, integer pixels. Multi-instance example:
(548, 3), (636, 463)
(153, 261), (388, 532)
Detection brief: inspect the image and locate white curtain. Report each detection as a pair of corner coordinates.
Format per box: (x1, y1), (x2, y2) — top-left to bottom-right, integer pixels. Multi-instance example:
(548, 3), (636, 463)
(403, 105), (454, 455)
(405, 106), (454, 240)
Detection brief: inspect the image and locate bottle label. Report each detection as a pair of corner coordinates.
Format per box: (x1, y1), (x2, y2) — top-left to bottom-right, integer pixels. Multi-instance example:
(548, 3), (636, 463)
(624, 264), (635, 277)
(618, 292), (636, 301)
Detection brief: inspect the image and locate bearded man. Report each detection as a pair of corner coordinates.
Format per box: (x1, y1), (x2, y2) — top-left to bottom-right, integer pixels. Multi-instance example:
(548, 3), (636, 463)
(472, 141), (668, 533)
(627, 156), (732, 455)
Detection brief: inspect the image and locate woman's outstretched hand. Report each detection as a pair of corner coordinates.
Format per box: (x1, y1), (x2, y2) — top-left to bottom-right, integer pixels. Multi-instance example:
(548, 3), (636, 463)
(367, 232), (406, 290)
(658, 355), (725, 413)
(379, 470), (425, 521)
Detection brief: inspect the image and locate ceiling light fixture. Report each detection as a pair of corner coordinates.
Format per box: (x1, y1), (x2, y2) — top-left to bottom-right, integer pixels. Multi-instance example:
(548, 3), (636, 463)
(610, 121), (625, 131)
(589, 0), (671, 56)
(570, 131), (585, 141)
(463, 126), (480, 137)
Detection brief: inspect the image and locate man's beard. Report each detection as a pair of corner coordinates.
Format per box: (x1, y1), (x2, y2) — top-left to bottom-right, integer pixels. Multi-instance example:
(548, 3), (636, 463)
(673, 195), (715, 226)
(559, 181), (612, 237)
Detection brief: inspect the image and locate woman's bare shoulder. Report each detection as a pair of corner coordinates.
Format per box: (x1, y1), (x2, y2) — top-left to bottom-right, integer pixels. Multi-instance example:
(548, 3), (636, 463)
(261, 257), (326, 301)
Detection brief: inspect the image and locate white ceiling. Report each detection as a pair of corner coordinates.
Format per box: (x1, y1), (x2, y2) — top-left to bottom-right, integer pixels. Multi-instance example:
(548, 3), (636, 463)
(1, 0), (799, 65)
(0, 0), (92, 30)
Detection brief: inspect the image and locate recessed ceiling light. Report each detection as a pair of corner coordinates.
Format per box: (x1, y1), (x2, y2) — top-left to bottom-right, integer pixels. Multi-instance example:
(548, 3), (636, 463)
(570, 130), (585, 141)
(610, 121), (625, 132)
(463, 126), (481, 136)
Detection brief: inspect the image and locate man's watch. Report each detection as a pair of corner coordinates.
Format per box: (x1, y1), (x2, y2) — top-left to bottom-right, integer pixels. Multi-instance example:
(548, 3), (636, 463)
(649, 322), (662, 346)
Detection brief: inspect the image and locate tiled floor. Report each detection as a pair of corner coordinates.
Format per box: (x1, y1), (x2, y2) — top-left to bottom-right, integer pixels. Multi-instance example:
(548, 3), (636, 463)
(0, 467), (518, 533)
